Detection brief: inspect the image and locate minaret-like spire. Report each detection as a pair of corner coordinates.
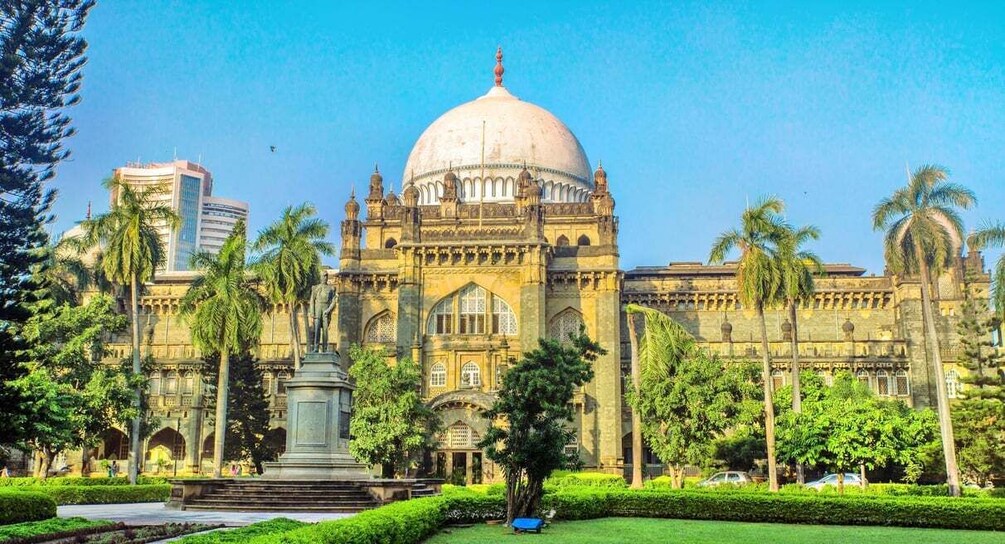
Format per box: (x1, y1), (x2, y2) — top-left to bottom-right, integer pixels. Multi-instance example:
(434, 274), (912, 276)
(494, 46), (504, 87)
(85, 200), (91, 221)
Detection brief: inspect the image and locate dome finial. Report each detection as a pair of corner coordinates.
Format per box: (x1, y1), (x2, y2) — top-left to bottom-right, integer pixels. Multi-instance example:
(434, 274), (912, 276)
(494, 46), (504, 87)
(374, 163), (379, 173)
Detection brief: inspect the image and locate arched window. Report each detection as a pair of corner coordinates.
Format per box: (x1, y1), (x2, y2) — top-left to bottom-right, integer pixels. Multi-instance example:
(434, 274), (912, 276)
(262, 372), (273, 395)
(182, 372), (195, 394)
(384, 238), (397, 249)
(277, 372), (290, 396)
(492, 296), (518, 335)
(549, 309), (585, 342)
(444, 421), (480, 449)
(149, 372), (161, 396)
(556, 235), (570, 247)
(945, 369), (961, 399)
(429, 362), (446, 388)
(894, 370), (910, 397)
(164, 372), (178, 394)
(365, 313), (396, 343)
(577, 234), (591, 246)
(461, 362), (481, 387)
(856, 369), (871, 392)
(428, 297), (454, 335)
(876, 369), (891, 396)
(459, 285), (486, 334)
(771, 369), (785, 392)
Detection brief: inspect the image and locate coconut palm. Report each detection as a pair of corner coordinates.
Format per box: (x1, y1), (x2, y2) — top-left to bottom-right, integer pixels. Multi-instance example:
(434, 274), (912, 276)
(252, 204), (334, 369)
(80, 178), (179, 484)
(968, 222), (1005, 324)
(709, 196), (788, 492)
(37, 238), (93, 306)
(776, 224), (823, 484)
(625, 303), (698, 488)
(179, 220), (263, 478)
(873, 164), (975, 497)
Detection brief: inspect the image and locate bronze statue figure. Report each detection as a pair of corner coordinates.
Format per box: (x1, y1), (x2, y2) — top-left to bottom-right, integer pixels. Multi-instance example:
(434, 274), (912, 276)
(308, 282), (337, 353)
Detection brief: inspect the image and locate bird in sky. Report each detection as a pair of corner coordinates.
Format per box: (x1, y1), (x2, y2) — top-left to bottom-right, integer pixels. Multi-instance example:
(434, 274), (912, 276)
(270, 146), (276, 153)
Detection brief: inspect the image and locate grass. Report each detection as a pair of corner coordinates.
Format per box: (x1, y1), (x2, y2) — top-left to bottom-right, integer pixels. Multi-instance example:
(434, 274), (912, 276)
(176, 518), (308, 543)
(423, 517), (1005, 544)
(0, 516), (114, 541)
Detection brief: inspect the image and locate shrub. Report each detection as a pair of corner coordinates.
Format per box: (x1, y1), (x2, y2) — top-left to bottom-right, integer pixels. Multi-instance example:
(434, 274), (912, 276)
(0, 476), (172, 487)
(23, 484), (171, 505)
(547, 472), (627, 489)
(179, 518), (306, 543)
(0, 490), (57, 525)
(0, 516), (114, 540)
(252, 497), (449, 544)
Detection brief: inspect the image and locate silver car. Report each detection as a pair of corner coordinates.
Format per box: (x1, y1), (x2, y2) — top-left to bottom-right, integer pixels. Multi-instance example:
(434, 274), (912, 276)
(805, 473), (862, 490)
(698, 471), (753, 487)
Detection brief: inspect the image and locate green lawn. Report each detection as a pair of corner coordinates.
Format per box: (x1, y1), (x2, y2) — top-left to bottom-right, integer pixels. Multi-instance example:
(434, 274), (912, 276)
(423, 518), (1005, 544)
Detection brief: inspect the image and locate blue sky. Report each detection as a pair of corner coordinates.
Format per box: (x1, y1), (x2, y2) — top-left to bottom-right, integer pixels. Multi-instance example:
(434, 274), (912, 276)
(51, 1), (1004, 273)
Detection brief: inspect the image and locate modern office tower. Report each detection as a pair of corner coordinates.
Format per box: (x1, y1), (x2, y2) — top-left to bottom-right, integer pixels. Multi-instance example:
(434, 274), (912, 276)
(112, 160), (247, 272)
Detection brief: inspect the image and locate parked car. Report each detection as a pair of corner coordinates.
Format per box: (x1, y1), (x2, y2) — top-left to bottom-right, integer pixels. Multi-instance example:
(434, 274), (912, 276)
(698, 471), (753, 487)
(805, 473), (862, 490)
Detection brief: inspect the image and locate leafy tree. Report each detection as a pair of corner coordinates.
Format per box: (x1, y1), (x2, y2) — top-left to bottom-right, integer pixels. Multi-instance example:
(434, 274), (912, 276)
(709, 196), (788, 491)
(11, 295), (133, 477)
(873, 164), (975, 496)
(479, 332), (603, 525)
(180, 220), (263, 478)
(348, 345), (439, 478)
(201, 352), (276, 474)
(0, 0), (93, 453)
(777, 372), (938, 493)
(80, 178), (179, 483)
(252, 204), (335, 369)
(968, 222), (1005, 324)
(951, 272), (1005, 486)
(625, 304), (758, 488)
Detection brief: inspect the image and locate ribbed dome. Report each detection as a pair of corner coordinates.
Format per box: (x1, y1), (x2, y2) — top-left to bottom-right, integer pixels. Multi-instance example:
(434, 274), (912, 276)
(402, 83), (593, 205)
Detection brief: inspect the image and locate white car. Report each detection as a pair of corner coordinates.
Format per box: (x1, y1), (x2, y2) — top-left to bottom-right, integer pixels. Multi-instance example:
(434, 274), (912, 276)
(698, 471), (753, 487)
(805, 473), (862, 490)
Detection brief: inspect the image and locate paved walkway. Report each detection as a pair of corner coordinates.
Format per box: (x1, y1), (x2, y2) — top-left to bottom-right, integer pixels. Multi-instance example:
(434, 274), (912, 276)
(58, 502), (354, 526)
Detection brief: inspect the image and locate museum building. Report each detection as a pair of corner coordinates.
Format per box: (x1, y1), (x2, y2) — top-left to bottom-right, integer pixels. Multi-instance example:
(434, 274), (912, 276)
(93, 50), (990, 482)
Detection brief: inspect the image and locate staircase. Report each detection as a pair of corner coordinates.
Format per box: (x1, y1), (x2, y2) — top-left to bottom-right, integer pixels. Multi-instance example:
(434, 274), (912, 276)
(183, 480), (380, 512)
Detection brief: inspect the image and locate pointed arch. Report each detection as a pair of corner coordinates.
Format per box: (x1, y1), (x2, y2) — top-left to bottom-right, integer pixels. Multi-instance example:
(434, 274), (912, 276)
(549, 308), (585, 341)
(384, 238), (398, 249)
(427, 283), (517, 336)
(577, 234), (591, 246)
(365, 311), (396, 343)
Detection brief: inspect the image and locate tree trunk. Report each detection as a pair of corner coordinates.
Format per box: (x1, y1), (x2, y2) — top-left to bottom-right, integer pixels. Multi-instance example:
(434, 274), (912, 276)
(290, 304), (301, 369)
(213, 347), (231, 478)
(860, 463), (867, 489)
(915, 242), (962, 497)
(128, 273), (142, 485)
(757, 304), (779, 492)
(81, 445), (91, 477)
(837, 471), (845, 495)
(788, 300), (805, 484)
(627, 312), (644, 489)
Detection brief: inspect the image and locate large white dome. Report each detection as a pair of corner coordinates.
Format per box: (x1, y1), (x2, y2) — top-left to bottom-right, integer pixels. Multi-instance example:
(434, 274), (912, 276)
(402, 72), (593, 204)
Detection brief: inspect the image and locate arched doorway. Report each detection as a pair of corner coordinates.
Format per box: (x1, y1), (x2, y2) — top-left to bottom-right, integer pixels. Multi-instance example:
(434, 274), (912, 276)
(99, 428), (129, 461)
(147, 427), (185, 475)
(429, 391), (495, 484)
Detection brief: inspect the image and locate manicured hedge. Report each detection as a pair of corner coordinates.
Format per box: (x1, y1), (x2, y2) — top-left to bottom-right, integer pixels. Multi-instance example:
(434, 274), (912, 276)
(0, 516), (114, 540)
(19, 484), (171, 505)
(547, 472), (627, 489)
(178, 518), (306, 543)
(0, 476), (171, 487)
(0, 490), (57, 526)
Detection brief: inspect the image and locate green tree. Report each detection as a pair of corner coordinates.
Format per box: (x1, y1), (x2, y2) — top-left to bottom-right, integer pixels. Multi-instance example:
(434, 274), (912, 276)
(179, 220), (263, 478)
(951, 272), (1005, 486)
(969, 222), (1005, 325)
(252, 204), (335, 369)
(11, 295), (133, 477)
(201, 352), (276, 474)
(0, 0), (93, 452)
(872, 164), (975, 496)
(80, 178), (179, 483)
(348, 345), (439, 478)
(709, 196), (788, 491)
(625, 305), (759, 488)
(776, 224), (823, 484)
(479, 333), (604, 524)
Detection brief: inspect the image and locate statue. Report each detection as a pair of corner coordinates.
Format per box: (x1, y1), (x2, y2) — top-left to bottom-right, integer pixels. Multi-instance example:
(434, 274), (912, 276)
(308, 282), (337, 353)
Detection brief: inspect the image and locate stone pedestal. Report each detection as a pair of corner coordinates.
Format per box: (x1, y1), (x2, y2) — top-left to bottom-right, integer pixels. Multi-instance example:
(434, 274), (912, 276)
(263, 352), (370, 480)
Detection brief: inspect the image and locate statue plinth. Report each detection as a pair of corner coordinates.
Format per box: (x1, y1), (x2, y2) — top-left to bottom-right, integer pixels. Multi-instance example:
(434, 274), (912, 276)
(262, 351), (370, 480)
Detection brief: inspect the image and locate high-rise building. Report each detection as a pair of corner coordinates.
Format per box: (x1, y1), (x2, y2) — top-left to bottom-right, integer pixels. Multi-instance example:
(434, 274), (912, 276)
(112, 160), (247, 271)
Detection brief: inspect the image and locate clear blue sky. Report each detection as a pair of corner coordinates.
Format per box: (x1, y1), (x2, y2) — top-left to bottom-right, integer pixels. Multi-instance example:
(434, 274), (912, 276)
(51, 0), (1005, 273)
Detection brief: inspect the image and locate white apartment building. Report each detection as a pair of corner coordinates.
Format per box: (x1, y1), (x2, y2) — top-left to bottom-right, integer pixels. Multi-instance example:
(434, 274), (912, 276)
(199, 196), (250, 255)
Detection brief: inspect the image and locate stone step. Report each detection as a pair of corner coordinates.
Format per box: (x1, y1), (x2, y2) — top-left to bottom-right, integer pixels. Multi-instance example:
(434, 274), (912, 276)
(204, 490), (369, 498)
(190, 496), (377, 505)
(184, 503), (371, 512)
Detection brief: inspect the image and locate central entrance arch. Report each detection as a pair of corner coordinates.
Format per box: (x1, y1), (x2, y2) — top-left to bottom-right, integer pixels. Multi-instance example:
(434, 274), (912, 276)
(428, 390), (495, 484)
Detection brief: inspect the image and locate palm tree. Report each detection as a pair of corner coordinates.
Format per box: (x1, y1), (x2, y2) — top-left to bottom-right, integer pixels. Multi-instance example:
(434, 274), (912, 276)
(873, 164), (975, 497)
(968, 222), (1005, 325)
(80, 178), (179, 484)
(709, 196), (788, 492)
(252, 204), (334, 369)
(625, 303), (698, 488)
(180, 220), (263, 478)
(776, 224), (823, 484)
(38, 237), (93, 306)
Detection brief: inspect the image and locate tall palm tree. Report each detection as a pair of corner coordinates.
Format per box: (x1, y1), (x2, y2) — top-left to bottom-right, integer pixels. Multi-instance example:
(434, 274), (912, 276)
(873, 164), (975, 497)
(180, 220), (263, 478)
(625, 303), (697, 488)
(968, 222), (1005, 325)
(709, 196), (787, 492)
(80, 178), (179, 484)
(776, 224), (823, 484)
(252, 204), (334, 369)
(38, 237), (93, 306)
